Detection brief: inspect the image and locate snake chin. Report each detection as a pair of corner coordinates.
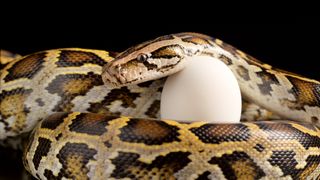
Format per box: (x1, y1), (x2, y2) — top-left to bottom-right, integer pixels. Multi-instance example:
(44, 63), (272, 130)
(102, 65), (125, 88)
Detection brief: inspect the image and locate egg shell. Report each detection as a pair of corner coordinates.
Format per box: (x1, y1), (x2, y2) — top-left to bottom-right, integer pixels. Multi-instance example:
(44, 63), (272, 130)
(161, 56), (242, 123)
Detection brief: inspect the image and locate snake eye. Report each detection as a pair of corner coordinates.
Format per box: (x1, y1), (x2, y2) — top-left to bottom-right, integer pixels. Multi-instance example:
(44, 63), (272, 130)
(137, 53), (149, 62)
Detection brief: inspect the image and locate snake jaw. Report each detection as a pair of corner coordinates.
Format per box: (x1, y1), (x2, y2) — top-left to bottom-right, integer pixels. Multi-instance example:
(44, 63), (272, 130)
(102, 63), (125, 88)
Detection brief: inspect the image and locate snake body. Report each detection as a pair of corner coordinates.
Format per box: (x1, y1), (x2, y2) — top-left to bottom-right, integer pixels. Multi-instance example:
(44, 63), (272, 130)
(0, 32), (319, 179)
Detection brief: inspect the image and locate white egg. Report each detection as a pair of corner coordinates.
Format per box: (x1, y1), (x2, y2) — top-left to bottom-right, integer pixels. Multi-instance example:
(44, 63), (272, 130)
(161, 56), (241, 123)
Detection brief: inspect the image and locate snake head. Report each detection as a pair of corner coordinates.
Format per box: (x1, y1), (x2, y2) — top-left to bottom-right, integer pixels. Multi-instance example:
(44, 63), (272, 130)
(102, 34), (191, 88)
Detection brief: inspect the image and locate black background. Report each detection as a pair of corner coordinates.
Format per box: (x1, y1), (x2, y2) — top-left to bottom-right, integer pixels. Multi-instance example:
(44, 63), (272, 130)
(1, 14), (319, 80)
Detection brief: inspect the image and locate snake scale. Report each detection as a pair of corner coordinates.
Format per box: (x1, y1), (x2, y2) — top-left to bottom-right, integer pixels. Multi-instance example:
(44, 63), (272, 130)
(0, 32), (319, 179)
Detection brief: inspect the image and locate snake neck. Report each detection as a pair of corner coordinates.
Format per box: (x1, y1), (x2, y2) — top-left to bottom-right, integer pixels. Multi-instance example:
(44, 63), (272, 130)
(101, 32), (320, 126)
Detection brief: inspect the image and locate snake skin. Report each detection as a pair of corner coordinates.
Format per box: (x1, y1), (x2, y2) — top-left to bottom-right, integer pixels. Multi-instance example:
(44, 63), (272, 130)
(24, 112), (320, 179)
(1, 32), (320, 179)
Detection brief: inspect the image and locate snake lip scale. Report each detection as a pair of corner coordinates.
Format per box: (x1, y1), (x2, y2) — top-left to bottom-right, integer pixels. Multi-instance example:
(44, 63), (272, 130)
(0, 33), (319, 179)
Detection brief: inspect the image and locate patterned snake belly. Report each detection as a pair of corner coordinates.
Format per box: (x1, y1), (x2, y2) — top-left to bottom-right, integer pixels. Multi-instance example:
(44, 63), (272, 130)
(0, 33), (319, 179)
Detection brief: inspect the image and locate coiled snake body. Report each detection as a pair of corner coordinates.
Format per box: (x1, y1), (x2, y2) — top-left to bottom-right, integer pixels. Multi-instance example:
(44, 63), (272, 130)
(0, 33), (319, 179)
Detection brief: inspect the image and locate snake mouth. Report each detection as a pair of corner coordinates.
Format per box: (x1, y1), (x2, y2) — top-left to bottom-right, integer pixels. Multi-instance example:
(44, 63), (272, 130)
(102, 64), (127, 88)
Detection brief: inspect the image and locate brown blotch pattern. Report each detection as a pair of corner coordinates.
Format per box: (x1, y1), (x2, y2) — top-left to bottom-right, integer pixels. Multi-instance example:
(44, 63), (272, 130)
(3, 52), (46, 82)
(110, 151), (191, 179)
(0, 88), (32, 133)
(256, 71), (280, 95)
(287, 76), (320, 109)
(56, 50), (107, 67)
(311, 116), (319, 124)
(151, 45), (184, 59)
(195, 171), (211, 180)
(56, 143), (97, 180)
(44, 169), (56, 179)
(219, 54), (233, 65)
(88, 87), (140, 114)
(190, 124), (250, 144)
(119, 118), (180, 145)
(209, 151), (265, 179)
(104, 141), (112, 148)
(32, 137), (52, 170)
(46, 72), (103, 112)
(253, 143), (265, 152)
(68, 113), (115, 135)
(231, 159), (260, 180)
(267, 150), (318, 179)
(136, 80), (154, 87)
(40, 112), (70, 130)
(145, 100), (160, 118)
(256, 122), (320, 149)
(63, 78), (95, 95)
(236, 65), (250, 81)
(55, 133), (63, 141)
(35, 98), (45, 107)
(268, 150), (297, 175)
